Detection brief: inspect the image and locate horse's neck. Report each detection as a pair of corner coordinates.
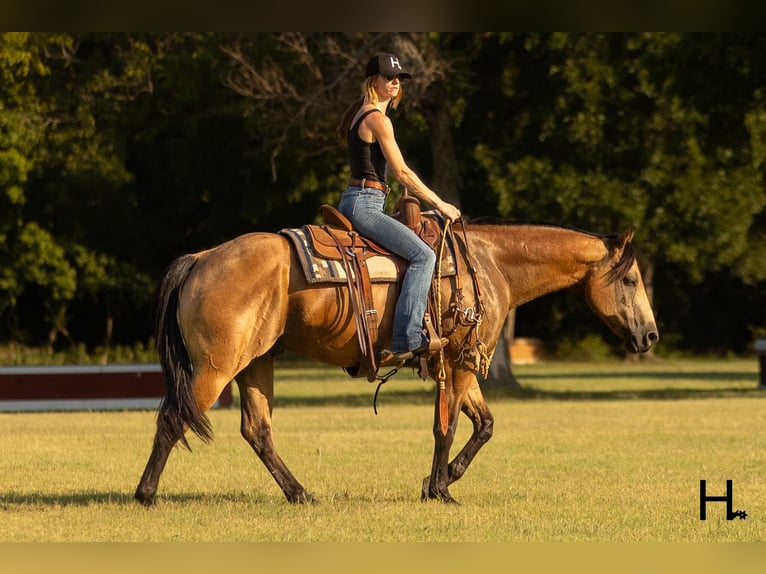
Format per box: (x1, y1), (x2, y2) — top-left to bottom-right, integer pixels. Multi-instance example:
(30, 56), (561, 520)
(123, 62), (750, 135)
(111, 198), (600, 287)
(474, 224), (607, 308)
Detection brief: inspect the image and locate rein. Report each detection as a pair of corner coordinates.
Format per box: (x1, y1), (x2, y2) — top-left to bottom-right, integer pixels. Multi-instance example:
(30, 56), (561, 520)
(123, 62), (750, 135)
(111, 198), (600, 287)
(433, 221), (451, 434)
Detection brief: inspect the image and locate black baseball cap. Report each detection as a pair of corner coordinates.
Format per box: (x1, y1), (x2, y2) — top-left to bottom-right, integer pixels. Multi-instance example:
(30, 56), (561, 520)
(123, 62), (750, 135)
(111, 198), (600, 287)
(365, 53), (412, 79)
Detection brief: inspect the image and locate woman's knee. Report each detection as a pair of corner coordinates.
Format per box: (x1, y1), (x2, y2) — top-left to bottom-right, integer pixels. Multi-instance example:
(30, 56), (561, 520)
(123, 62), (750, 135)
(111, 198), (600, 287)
(411, 245), (436, 267)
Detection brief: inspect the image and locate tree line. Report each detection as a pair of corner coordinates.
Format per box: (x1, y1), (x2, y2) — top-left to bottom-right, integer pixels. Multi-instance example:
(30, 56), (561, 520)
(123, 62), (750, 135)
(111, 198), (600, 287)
(1, 32), (765, 359)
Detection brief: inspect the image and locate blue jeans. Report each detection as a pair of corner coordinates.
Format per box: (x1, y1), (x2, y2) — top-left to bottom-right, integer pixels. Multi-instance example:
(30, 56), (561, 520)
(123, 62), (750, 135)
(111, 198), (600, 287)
(338, 186), (436, 352)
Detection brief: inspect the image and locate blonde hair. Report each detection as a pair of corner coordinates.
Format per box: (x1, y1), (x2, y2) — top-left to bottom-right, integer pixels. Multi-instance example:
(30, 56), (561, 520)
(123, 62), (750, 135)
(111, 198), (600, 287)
(363, 76), (403, 109)
(337, 75), (404, 144)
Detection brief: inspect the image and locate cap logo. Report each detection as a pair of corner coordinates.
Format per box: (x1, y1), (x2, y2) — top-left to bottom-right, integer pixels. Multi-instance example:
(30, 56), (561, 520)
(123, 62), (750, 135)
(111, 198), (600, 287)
(389, 56), (402, 71)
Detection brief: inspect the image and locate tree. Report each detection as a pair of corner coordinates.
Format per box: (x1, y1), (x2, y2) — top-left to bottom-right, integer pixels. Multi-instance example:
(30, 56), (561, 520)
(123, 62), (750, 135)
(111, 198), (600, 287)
(2, 32), (765, 357)
(0, 33), (79, 346)
(469, 33), (766, 356)
(2, 33), (164, 347)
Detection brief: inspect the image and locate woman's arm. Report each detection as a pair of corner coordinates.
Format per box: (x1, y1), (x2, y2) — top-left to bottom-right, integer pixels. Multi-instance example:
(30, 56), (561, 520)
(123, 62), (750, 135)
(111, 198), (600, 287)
(367, 112), (461, 221)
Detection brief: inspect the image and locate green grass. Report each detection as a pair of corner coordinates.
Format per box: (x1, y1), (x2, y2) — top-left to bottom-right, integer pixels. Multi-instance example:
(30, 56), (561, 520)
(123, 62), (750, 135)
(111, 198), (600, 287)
(1, 358), (764, 541)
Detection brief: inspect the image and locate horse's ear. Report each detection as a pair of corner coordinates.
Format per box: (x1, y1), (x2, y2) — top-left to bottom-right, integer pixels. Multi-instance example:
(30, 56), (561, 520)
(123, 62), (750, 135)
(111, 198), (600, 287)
(616, 226), (634, 249)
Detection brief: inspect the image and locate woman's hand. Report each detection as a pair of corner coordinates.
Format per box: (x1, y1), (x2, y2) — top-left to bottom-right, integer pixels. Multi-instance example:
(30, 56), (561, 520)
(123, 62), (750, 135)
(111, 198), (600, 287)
(438, 201), (462, 222)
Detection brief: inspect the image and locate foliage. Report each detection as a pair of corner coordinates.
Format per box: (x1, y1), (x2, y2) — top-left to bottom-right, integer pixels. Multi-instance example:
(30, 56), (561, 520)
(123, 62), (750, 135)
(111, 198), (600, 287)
(0, 33), (765, 356)
(467, 33), (766, 351)
(0, 341), (155, 366)
(553, 333), (614, 361)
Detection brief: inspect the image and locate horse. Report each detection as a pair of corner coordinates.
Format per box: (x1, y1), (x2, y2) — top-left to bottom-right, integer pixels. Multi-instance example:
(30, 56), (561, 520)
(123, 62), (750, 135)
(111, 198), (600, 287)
(134, 220), (658, 505)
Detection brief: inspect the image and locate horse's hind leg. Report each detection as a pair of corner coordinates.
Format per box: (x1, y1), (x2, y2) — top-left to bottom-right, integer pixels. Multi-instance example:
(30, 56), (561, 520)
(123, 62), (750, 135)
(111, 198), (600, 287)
(135, 427), (177, 507)
(237, 354), (314, 503)
(135, 368), (231, 507)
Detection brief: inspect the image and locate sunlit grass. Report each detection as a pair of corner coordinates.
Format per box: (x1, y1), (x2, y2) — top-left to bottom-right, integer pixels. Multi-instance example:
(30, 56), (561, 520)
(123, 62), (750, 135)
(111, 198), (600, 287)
(1, 358), (764, 541)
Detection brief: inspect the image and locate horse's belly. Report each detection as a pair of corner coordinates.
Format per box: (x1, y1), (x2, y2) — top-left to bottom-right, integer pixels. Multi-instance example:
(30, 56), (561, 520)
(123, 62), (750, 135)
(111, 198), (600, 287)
(280, 282), (396, 367)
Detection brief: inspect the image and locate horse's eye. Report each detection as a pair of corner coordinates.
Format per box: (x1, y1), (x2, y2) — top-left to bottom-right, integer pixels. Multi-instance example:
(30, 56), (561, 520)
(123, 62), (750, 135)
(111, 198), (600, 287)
(623, 276), (637, 287)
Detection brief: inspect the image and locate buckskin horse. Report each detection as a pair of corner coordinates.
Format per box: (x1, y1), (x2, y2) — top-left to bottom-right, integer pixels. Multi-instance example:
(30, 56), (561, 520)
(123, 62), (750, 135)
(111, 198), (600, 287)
(134, 216), (658, 505)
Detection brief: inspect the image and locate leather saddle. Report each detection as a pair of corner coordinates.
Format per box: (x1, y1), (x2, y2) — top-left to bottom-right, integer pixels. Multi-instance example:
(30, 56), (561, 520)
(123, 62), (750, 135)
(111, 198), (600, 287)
(301, 197), (447, 381)
(306, 207), (395, 262)
(307, 198), (443, 263)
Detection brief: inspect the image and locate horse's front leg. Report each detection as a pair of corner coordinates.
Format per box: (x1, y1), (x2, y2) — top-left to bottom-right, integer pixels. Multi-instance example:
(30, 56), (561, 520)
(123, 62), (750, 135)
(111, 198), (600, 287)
(421, 369), (475, 503)
(422, 407), (458, 503)
(421, 373), (493, 502)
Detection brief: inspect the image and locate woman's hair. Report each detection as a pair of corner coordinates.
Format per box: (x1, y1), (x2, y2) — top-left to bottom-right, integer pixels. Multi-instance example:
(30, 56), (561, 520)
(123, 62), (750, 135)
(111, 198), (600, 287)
(336, 75), (404, 144)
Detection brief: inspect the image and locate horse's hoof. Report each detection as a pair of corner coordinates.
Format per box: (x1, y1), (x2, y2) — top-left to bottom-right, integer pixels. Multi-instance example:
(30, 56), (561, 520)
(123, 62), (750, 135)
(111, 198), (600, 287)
(134, 492), (157, 508)
(420, 480), (458, 504)
(420, 476), (434, 501)
(422, 492), (458, 504)
(287, 491), (316, 504)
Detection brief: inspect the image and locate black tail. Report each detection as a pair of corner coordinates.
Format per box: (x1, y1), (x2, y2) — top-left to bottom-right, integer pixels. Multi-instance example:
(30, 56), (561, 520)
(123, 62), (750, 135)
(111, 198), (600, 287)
(154, 254), (214, 450)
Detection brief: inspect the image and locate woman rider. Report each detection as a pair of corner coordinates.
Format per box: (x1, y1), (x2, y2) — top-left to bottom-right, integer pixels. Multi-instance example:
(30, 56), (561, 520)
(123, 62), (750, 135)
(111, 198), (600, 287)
(336, 53), (461, 366)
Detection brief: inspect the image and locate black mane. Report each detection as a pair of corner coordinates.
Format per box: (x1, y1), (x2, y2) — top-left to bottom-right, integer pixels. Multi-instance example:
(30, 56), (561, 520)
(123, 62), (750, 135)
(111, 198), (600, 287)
(604, 236), (637, 284)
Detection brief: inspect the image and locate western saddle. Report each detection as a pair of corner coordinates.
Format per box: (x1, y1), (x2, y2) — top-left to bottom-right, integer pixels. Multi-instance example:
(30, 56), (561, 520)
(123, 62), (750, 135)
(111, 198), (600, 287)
(306, 195), (453, 381)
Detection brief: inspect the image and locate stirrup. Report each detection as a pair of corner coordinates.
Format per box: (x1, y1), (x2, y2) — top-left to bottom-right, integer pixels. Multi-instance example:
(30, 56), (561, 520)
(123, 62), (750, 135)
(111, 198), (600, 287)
(379, 349), (409, 368)
(379, 337), (449, 368)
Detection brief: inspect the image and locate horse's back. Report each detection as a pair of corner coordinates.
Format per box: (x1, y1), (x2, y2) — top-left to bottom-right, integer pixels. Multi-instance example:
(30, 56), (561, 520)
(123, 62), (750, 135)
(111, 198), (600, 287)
(193, 231), (288, 264)
(178, 229), (396, 369)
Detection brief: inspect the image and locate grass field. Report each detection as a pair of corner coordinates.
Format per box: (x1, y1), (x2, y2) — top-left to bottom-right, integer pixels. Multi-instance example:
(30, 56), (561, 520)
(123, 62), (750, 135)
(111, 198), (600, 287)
(0, 358), (764, 542)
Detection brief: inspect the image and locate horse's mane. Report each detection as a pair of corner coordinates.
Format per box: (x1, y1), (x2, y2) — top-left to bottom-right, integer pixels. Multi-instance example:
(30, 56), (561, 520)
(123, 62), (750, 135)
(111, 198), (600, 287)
(604, 233), (637, 285)
(466, 216), (636, 285)
(466, 216), (608, 239)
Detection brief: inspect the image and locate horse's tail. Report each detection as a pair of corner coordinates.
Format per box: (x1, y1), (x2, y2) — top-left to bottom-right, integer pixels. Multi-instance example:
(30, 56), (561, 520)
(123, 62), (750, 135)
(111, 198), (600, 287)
(154, 254), (214, 450)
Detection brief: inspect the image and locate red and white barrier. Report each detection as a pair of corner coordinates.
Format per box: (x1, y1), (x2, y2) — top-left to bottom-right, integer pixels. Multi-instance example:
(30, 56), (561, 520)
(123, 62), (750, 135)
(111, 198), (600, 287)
(0, 364), (233, 412)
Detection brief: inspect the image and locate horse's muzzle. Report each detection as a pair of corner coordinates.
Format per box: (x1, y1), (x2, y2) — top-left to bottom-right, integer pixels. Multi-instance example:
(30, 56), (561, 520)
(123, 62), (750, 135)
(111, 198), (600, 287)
(627, 326), (659, 354)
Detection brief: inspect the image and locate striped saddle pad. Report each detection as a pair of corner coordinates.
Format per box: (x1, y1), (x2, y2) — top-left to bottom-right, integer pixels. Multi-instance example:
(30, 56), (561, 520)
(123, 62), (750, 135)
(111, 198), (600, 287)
(280, 226), (456, 285)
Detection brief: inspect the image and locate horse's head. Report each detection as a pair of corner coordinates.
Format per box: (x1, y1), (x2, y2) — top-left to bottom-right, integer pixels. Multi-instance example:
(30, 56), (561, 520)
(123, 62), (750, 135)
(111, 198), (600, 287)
(582, 227), (659, 354)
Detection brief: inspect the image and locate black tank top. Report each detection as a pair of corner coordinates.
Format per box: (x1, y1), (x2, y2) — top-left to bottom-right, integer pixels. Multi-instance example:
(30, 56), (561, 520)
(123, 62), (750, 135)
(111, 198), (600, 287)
(348, 109), (386, 182)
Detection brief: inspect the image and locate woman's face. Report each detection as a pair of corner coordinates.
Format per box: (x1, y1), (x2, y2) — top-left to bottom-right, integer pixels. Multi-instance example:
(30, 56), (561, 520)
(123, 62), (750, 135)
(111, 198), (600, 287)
(374, 74), (403, 101)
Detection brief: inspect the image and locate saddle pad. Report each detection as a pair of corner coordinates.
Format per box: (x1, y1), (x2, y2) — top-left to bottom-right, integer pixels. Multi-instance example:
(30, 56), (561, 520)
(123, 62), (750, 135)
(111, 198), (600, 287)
(281, 227), (397, 284)
(280, 227), (456, 284)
